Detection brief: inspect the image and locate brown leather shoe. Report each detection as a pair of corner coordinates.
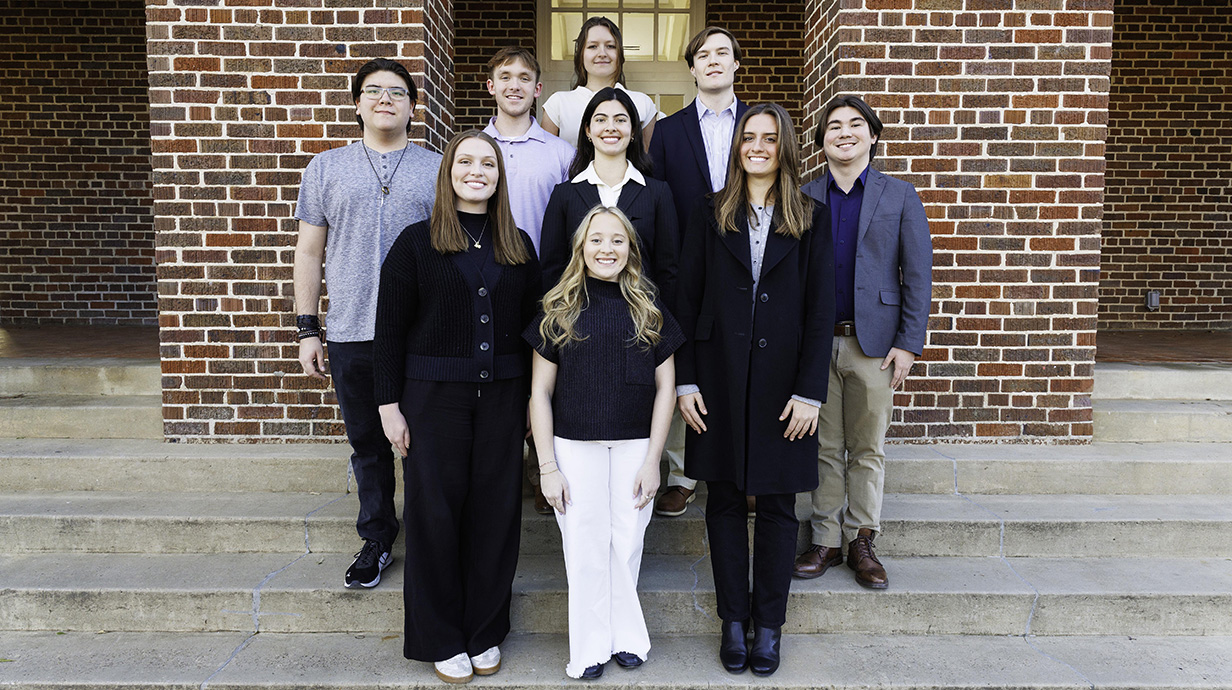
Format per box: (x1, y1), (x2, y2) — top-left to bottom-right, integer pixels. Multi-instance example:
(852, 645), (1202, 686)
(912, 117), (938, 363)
(847, 528), (888, 589)
(746, 495), (756, 515)
(792, 544), (843, 580)
(533, 486), (552, 515)
(654, 486), (695, 516)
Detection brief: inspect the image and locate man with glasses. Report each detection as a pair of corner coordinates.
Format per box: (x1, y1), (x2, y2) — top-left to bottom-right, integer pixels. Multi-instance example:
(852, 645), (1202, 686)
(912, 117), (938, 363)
(293, 58), (442, 589)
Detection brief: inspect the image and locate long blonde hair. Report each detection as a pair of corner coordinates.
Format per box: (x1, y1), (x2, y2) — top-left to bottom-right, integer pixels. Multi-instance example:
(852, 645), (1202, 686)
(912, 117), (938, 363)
(539, 206), (663, 350)
(429, 130), (531, 265)
(713, 103), (812, 240)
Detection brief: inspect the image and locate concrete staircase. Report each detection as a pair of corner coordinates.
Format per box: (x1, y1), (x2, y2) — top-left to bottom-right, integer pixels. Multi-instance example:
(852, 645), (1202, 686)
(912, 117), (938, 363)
(0, 357), (162, 439)
(1, 364), (1231, 687)
(1094, 362), (1232, 442)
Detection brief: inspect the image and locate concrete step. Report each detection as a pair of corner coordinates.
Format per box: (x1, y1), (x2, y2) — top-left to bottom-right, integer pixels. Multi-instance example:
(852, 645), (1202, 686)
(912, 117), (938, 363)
(4, 438), (1231, 494)
(1, 631), (1229, 689)
(0, 357), (161, 397)
(0, 394), (162, 439)
(3, 552), (1230, 636)
(5, 491), (1231, 559)
(1094, 362), (1232, 401)
(1093, 399), (1232, 443)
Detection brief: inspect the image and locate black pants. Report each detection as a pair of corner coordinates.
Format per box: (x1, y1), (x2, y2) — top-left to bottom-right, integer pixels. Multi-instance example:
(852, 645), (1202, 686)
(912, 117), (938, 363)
(705, 481), (797, 628)
(327, 340), (399, 547)
(401, 377), (526, 661)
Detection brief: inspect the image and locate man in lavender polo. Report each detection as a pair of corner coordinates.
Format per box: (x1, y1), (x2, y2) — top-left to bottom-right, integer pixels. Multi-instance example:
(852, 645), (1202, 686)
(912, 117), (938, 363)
(482, 46), (574, 514)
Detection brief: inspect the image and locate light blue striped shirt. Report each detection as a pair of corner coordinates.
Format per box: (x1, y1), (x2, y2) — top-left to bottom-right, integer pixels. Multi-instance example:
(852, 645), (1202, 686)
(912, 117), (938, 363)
(696, 95), (738, 192)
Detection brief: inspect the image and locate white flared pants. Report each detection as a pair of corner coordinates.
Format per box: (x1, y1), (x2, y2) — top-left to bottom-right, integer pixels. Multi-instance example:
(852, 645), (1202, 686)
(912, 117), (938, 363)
(553, 436), (654, 678)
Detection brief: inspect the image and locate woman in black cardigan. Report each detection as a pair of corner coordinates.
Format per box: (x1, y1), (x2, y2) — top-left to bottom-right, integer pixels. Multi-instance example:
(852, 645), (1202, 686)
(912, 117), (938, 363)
(674, 104), (835, 676)
(374, 130), (541, 684)
(539, 87), (678, 305)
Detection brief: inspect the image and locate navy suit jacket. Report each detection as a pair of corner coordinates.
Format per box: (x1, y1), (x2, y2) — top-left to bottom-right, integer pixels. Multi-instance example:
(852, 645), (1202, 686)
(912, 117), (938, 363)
(649, 98), (750, 240)
(802, 167), (933, 358)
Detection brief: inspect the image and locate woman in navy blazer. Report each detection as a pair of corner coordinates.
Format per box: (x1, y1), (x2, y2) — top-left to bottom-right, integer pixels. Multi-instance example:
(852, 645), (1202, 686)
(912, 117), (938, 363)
(539, 87), (678, 307)
(674, 104), (835, 676)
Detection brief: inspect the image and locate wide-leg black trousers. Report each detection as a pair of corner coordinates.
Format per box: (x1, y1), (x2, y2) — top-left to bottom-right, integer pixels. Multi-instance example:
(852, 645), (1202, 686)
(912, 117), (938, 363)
(705, 481), (797, 628)
(400, 377), (526, 661)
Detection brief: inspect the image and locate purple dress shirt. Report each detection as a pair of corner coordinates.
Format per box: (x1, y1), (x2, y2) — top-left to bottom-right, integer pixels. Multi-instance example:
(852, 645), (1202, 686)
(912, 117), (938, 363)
(482, 117), (574, 255)
(827, 165), (870, 324)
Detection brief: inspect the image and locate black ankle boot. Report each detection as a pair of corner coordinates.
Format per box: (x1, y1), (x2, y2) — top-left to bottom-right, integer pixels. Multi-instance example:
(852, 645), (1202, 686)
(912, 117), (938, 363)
(749, 624), (781, 676)
(719, 619), (749, 673)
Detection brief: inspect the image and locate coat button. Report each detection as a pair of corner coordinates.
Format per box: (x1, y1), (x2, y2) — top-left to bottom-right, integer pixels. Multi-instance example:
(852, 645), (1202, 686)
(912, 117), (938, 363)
(480, 370), (490, 379)
(479, 342), (489, 351)
(477, 287), (487, 297)
(480, 314), (489, 323)
(758, 338), (767, 348)
(760, 293), (768, 303)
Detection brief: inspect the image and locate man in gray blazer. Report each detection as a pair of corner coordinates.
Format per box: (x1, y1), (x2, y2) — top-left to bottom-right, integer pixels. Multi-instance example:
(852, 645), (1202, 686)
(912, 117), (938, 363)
(792, 96), (932, 589)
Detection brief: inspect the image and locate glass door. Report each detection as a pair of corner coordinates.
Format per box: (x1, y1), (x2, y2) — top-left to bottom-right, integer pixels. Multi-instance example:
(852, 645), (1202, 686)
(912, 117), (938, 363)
(537, 0), (705, 118)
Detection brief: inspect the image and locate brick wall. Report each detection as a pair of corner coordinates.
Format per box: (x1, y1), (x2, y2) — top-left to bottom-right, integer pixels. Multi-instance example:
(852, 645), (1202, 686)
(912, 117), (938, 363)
(453, 0), (536, 132)
(1100, 0), (1232, 330)
(805, 0), (1114, 441)
(146, 0), (448, 441)
(0, 0), (156, 325)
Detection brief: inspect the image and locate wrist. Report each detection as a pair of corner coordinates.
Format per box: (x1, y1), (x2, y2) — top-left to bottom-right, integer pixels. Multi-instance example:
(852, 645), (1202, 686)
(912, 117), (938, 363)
(296, 314), (322, 341)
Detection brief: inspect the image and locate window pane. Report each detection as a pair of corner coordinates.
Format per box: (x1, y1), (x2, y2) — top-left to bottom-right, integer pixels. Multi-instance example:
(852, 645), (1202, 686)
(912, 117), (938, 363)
(552, 12), (584, 61)
(589, 0), (620, 7)
(660, 0), (690, 8)
(657, 13), (689, 61)
(624, 0), (655, 7)
(622, 13), (654, 61)
(551, 0), (583, 7)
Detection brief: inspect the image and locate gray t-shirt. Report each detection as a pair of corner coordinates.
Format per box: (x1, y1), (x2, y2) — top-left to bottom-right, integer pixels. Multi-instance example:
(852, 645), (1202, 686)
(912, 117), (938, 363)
(295, 140), (442, 342)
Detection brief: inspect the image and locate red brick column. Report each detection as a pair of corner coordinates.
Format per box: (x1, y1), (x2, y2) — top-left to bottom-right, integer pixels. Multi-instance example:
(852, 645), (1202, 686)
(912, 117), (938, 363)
(805, 0), (1114, 441)
(145, 0), (452, 441)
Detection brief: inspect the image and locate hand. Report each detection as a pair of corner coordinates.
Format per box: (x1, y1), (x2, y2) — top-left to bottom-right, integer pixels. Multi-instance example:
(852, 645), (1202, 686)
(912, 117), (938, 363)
(378, 403), (410, 458)
(632, 460), (660, 510)
(298, 337), (327, 380)
(779, 398), (819, 441)
(540, 463), (571, 514)
(881, 347), (917, 389)
(678, 392), (708, 433)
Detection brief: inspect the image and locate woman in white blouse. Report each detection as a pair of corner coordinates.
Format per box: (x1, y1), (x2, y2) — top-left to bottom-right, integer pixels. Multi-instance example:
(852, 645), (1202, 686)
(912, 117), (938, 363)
(542, 16), (658, 149)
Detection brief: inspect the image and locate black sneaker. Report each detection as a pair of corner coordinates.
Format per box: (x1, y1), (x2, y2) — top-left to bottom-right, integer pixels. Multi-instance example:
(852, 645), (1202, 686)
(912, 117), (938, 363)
(344, 539), (391, 589)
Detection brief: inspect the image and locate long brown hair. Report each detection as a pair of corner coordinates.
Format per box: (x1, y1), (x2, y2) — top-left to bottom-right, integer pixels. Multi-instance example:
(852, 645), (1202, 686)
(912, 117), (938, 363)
(429, 130), (531, 265)
(539, 206), (662, 350)
(713, 103), (812, 240)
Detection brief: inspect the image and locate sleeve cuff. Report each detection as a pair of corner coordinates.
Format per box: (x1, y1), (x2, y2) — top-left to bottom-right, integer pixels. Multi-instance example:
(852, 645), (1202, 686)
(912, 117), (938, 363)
(675, 384), (700, 397)
(791, 394), (821, 408)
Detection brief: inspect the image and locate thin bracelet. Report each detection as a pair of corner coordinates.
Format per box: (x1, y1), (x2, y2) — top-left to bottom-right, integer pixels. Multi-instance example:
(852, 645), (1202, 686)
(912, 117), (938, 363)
(540, 468), (559, 476)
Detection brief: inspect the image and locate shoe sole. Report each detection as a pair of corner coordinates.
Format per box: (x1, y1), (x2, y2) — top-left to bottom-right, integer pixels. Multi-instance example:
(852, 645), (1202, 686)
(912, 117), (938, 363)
(472, 660), (501, 676)
(434, 669), (474, 684)
(791, 557), (844, 580)
(653, 493), (695, 517)
(854, 577), (889, 589)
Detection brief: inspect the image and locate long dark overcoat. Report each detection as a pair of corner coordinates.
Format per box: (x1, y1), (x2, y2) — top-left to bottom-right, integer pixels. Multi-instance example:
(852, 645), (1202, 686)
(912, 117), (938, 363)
(674, 198), (835, 495)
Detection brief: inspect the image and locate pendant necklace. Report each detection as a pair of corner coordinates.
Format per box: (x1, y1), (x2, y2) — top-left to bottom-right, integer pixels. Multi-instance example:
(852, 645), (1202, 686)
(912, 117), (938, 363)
(362, 139), (410, 195)
(461, 217), (488, 249)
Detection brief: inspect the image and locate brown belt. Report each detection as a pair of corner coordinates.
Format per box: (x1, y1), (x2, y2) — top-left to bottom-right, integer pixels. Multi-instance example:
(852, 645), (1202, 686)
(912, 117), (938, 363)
(834, 321), (856, 337)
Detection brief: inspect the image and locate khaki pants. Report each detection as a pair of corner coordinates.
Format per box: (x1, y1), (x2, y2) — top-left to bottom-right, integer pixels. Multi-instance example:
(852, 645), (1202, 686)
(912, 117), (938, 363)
(809, 335), (894, 548)
(661, 409), (697, 490)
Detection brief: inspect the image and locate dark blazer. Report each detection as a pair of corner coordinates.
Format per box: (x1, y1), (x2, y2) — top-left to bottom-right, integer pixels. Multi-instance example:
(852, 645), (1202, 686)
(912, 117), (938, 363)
(372, 219), (542, 405)
(539, 175), (679, 308)
(675, 199), (836, 495)
(648, 98), (750, 236)
(801, 168), (932, 357)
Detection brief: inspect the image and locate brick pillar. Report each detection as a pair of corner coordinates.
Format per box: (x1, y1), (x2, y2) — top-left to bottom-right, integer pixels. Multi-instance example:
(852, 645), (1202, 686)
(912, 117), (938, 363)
(145, 0), (452, 441)
(805, 0), (1114, 441)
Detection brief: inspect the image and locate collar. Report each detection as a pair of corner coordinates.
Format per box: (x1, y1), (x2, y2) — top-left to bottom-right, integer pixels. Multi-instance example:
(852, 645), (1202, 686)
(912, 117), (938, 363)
(483, 116), (547, 144)
(695, 95), (738, 122)
(571, 160), (645, 188)
(825, 164), (871, 194)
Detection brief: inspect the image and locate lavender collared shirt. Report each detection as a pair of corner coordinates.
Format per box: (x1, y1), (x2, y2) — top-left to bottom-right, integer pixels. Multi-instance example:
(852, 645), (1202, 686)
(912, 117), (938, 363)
(483, 117), (574, 255)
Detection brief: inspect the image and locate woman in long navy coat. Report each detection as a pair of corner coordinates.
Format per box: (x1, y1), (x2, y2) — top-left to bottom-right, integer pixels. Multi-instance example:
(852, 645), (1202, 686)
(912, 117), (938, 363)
(674, 103), (835, 676)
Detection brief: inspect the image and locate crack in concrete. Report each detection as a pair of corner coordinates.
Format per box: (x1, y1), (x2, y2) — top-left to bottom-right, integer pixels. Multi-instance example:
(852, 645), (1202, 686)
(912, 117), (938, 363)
(199, 458), (354, 689)
(933, 447), (1096, 690)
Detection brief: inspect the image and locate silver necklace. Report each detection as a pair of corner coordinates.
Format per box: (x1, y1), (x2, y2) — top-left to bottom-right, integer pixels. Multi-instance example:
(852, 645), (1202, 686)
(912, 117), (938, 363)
(362, 141), (409, 195)
(462, 216), (489, 249)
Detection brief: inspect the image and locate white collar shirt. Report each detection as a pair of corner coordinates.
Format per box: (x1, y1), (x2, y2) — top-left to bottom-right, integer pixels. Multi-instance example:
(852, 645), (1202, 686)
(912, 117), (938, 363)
(695, 95), (738, 192)
(571, 160), (645, 208)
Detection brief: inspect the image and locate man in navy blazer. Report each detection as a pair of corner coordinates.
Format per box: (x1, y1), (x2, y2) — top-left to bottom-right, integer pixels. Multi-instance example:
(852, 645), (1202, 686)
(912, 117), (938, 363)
(648, 26), (749, 518)
(792, 96), (933, 589)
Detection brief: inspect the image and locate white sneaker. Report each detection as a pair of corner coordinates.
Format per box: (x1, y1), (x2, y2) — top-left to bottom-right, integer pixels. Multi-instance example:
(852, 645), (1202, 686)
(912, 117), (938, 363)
(434, 652), (473, 684)
(470, 645), (501, 676)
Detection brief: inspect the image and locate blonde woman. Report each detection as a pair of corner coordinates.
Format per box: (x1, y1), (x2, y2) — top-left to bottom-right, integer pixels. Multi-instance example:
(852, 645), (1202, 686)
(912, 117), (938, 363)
(525, 206), (684, 679)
